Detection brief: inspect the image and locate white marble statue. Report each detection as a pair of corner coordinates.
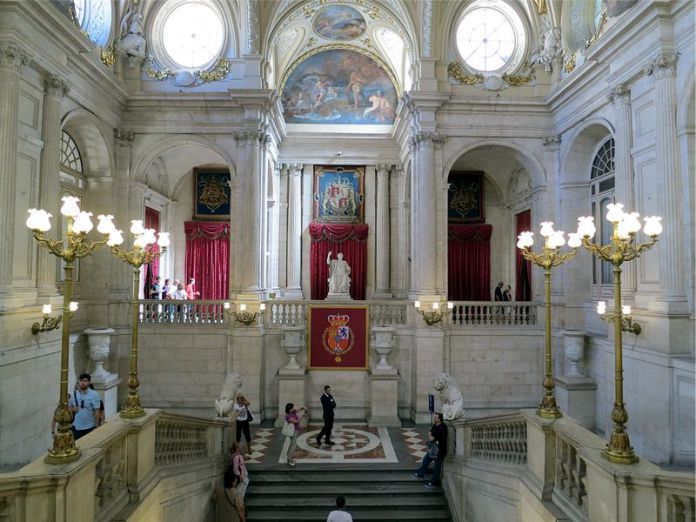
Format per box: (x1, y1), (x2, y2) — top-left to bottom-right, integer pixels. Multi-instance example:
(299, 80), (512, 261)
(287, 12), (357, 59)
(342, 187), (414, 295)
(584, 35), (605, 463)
(214, 372), (243, 418)
(433, 373), (465, 421)
(115, 11), (146, 68)
(531, 24), (563, 72)
(327, 251), (351, 294)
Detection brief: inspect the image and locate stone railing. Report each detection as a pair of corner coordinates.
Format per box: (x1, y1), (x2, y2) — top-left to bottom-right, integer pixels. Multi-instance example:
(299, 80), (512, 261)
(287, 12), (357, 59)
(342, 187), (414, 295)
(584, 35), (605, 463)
(445, 411), (695, 522)
(466, 413), (528, 465)
(268, 300), (409, 327)
(0, 410), (235, 522)
(449, 301), (538, 326)
(139, 299), (228, 324)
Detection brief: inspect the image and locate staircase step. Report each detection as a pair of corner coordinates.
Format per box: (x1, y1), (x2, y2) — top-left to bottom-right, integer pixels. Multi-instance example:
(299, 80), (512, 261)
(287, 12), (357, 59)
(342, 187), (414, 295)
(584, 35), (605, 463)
(246, 493), (447, 507)
(247, 507), (451, 521)
(248, 482), (442, 495)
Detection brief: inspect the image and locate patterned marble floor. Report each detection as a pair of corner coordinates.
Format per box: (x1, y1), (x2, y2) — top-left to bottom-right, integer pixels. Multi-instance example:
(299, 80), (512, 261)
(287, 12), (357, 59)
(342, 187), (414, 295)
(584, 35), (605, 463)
(244, 423), (429, 466)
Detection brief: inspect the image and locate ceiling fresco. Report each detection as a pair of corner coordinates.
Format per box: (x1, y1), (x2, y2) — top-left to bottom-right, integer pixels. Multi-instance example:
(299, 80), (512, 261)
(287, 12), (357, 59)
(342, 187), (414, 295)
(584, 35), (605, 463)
(312, 5), (367, 41)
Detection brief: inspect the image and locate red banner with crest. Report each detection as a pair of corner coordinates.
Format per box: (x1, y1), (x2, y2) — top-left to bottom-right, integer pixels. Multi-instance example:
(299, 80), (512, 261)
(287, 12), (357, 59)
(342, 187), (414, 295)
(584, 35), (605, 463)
(308, 305), (369, 370)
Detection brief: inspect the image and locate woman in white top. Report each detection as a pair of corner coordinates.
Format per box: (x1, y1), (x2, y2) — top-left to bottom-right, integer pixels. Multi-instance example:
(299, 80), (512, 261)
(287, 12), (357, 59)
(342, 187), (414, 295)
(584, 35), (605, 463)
(233, 394), (253, 457)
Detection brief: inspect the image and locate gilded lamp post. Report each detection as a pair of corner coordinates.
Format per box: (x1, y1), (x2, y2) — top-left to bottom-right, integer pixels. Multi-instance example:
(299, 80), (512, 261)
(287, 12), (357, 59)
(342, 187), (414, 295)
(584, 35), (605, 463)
(577, 204), (662, 464)
(26, 196), (118, 463)
(110, 220), (169, 418)
(517, 222), (582, 419)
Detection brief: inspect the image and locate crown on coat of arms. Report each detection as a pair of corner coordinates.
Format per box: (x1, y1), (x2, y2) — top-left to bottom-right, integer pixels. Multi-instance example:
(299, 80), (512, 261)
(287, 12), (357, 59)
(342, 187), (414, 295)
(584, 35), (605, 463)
(327, 314), (350, 326)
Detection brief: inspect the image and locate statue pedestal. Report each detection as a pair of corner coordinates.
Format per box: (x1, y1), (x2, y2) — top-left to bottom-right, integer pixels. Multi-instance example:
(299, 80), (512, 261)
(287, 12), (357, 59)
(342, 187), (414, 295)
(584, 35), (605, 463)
(325, 292), (353, 301)
(91, 373), (122, 421)
(368, 371), (400, 427)
(276, 371), (306, 427)
(556, 376), (596, 429)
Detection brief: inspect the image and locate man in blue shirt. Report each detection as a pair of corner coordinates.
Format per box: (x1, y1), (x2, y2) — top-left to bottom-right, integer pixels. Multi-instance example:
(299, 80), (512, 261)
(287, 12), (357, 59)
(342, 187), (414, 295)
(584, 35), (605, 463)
(69, 373), (101, 440)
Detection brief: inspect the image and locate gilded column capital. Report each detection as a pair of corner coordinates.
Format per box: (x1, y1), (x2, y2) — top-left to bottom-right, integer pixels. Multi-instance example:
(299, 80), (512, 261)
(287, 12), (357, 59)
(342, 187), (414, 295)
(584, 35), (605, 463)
(44, 74), (70, 98)
(0, 44), (31, 70)
(607, 83), (630, 105)
(644, 53), (678, 80)
(542, 134), (562, 150)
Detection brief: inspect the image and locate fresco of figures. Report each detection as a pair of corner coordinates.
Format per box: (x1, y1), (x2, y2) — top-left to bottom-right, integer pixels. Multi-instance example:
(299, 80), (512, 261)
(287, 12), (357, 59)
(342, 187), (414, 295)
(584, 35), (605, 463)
(282, 49), (397, 125)
(312, 5), (367, 41)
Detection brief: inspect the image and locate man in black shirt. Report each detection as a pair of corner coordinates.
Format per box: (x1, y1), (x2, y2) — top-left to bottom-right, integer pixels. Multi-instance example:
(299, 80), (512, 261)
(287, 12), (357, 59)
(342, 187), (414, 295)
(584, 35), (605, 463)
(316, 385), (336, 446)
(413, 413), (448, 488)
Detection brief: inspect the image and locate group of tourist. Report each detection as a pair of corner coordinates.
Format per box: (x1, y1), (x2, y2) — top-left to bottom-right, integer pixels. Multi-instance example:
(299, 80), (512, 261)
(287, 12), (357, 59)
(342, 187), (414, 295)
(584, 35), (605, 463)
(149, 276), (200, 301)
(494, 280), (512, 301)
(218, 384), (448, 521)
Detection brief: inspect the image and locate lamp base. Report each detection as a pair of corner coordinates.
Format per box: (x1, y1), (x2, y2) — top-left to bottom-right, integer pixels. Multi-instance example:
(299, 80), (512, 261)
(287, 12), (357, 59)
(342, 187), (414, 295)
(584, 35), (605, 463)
(45, 447), (80, 464)
(537, 393), (563, 419)
(603, 429), (639, 464)
(45, 429), (80, 464)
(120, 406), (146, 418)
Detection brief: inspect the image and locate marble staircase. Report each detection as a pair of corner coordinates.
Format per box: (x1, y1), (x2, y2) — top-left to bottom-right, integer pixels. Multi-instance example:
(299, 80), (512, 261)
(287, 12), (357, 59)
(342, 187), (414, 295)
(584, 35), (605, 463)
(245, 464), (452, 521)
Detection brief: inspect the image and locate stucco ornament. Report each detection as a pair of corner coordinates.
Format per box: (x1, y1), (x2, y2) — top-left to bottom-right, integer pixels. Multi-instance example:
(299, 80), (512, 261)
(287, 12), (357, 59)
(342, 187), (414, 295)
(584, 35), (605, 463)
(215, 373), (243, 417)
(432, 373), (465, 420)
(531, 22), (563, 72)
(115, 11), (146, 68)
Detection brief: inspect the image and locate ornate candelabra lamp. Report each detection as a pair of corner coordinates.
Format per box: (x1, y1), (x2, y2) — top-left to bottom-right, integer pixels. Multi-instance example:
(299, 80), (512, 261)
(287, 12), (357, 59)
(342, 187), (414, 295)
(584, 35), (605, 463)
(597, 301), (642, 335)
(414, 300), (454, 326)
(224, 302), (266, 326)
(26, 196), (117, 463)
(110, 220), (169, 418)
(577, 203), (662, 464)
(31, 302), (78, 335)
(517, 222), (582, 419)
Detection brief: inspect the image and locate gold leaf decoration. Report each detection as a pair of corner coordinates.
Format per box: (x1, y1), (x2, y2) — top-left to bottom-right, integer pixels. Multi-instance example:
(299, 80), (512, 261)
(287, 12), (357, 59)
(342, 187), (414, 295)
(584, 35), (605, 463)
(447, 62), (484, 85)
(100, 46), (115, 67)
(145, 58), (173, 80)
(197, 57), (230, 82)
(563, 51), (577, 74)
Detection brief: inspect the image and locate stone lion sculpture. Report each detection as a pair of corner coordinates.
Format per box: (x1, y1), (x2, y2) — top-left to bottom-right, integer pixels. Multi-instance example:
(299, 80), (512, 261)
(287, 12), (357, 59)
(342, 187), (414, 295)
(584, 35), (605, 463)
(215, 373), (242, 418)
(432, 372), (464, 421)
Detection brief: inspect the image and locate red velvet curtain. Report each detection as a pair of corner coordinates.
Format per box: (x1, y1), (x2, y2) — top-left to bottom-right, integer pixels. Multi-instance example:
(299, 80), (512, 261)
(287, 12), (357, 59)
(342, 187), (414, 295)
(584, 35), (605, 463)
(515, 210), (532, 301)
(144, 207), (160, 295)
(309, 223), (368, 300)
(184, 221), (230, 300)
(448, 224), (492, 301)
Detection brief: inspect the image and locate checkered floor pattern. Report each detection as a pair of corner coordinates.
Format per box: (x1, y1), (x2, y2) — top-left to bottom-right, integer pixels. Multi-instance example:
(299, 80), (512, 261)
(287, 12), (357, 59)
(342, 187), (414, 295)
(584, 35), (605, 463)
(401, 427), (428, 464)
(245, 427), (274, 464)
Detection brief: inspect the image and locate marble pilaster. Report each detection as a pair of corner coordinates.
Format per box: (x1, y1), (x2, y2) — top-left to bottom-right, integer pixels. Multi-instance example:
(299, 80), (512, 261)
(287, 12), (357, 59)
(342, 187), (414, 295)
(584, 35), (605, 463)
(608, 84), (637, 293)
(422, 1), (433, 58)
(285, 163), (303, 298)
(375, 164), (391, 297)
(645, 54), (685, 302)
(37, 74), (70, 296)
(0, 45), (31, 296)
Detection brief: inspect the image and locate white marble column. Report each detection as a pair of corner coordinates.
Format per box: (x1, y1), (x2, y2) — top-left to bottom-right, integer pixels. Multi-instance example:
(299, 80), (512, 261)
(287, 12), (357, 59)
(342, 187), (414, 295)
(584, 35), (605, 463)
(0, 45), (30, 295)
(240, 132), (267, 293)
(111, 129), (136, 301)
(375, 164), (391, 297)
(608, 84), (637, 292)
(285, 163), (303, 298)
(276, 164), (288, 291)
(422, 0), (433, 58)
(645, 54), (684, 300)
(37, 74), (70, 296)
(410, 133), (442, 295)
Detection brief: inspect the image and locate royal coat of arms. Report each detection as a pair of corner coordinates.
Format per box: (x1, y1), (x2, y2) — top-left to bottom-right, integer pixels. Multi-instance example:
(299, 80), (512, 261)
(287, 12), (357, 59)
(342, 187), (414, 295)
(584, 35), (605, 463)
(194, 169), (231, 219)
(322, 314), (355, 362)
(313, 166), (365, 222)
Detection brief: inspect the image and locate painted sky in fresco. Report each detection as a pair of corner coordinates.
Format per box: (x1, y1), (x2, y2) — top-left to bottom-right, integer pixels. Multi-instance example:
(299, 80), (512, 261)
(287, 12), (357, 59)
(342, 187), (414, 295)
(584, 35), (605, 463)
(312, 5), (367, 41)
(282, 49), (397, 125)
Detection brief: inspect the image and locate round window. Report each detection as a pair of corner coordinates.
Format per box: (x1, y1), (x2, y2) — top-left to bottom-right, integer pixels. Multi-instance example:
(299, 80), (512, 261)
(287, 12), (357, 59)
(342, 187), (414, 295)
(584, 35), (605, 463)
(455, 1), (526, 74)
(161, 2), (225, 69)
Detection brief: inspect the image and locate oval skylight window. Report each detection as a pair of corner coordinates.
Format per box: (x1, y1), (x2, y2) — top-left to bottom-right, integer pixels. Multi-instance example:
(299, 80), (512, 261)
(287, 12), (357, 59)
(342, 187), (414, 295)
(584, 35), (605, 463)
(162, 2), (225, 68)
(455, 2), (526, 73)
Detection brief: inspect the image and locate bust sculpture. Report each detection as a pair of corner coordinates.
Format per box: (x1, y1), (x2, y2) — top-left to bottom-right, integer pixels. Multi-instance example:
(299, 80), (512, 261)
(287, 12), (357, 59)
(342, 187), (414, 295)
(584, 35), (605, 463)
(214, 372), (242, 418)
(433, 372), (465, 421)
(327, 251), (351, 295)
(116, 12), (146, 68)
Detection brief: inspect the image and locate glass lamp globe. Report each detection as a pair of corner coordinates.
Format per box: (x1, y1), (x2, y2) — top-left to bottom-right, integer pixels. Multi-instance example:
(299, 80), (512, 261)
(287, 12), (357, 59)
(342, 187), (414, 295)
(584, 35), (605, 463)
(60, 196), (81, 218)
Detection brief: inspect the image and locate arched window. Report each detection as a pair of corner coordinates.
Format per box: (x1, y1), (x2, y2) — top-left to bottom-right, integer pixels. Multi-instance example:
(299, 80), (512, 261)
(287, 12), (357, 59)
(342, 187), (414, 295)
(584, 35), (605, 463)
(59, 130), (86, 289)
(590, 138), (615, 287)
(73, 0), (112, 47)
(60, 131), (83, 174)
(454, 0), (527, 74)
(375, 28), (412, 91)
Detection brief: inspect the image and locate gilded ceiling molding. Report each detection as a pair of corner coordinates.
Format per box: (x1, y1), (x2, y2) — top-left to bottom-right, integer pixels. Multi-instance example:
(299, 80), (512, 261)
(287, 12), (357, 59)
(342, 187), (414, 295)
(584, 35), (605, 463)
(447, 61), (534, 90)
(100, 45), (115, 67)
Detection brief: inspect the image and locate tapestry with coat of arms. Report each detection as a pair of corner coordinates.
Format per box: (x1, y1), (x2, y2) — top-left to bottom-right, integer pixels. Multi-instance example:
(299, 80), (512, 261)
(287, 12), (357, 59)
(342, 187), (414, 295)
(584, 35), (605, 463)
(313, 166), (365, 223)
(194, 169), (231, 220)
(447, 171), (484, 223)
(308, 305), (368, 370)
